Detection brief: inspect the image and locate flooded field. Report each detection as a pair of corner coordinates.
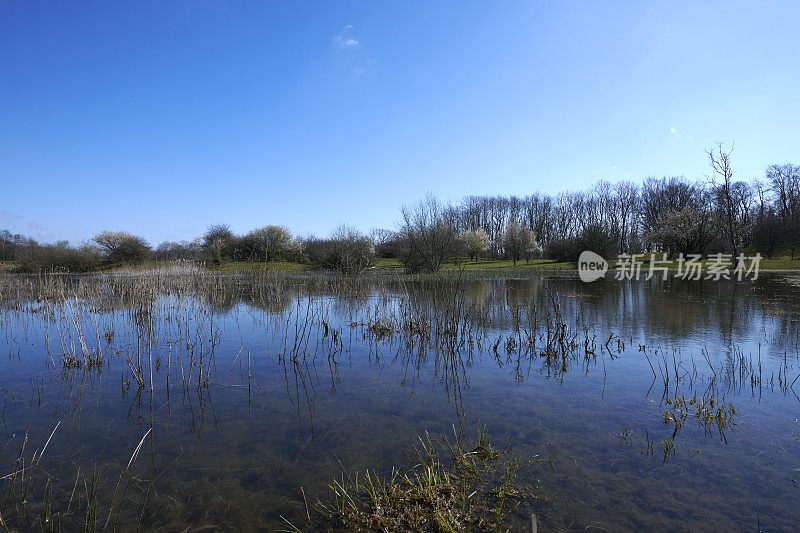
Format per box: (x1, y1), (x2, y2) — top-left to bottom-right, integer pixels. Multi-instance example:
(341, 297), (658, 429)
(1, 267), (799, 531)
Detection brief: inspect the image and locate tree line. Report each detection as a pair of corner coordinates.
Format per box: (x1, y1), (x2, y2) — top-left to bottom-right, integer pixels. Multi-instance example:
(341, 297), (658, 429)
(2, 146), (798, 273)
(388, 145), (799, 270)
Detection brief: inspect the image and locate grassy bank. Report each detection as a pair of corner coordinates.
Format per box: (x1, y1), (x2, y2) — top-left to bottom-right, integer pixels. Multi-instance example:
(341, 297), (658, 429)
(212, 256), (800, 275)
(602, 253), (800, 273)
(374, 257), (573, 270)
(3, 255), (799, 276)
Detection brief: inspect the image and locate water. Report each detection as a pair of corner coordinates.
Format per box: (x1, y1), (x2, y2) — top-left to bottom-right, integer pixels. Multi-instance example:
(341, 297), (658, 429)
(1, 272), (799, 531)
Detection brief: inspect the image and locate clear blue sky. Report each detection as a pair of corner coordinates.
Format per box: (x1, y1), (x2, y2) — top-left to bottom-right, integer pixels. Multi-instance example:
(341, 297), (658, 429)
(2, 1), (798, 245)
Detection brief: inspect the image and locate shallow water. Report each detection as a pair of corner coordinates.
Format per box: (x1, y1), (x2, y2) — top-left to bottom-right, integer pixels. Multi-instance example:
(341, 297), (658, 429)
(1, 272), (799, 531)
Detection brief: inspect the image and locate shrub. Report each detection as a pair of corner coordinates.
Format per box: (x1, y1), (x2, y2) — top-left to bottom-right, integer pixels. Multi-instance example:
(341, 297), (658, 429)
(576, 223), (619, 260)
(545, 237), (581, 263)
(547, 224), (617, 263)
(153, 240), (203, 261)
(305, 227), (375, 274)
(399, 195), (460, 273)
(15, 244), (103, 273)
(93, 231), (151, 265)
(240, 225), (301, 263)
(202, 224), (237, 265)
(373, 229), (403, 259)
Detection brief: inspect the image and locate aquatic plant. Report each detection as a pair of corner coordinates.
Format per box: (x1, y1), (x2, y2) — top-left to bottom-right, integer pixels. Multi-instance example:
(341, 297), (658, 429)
(313, 425), (532, 532)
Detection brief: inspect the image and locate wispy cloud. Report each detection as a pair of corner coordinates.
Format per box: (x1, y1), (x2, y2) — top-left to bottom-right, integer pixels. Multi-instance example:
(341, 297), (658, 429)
(669, 127), (693, 141)
(335, 36), (358, 47)
(334, 25), (358, 47)
(331, 25), (376, 75)
(0, 210), (22, 222)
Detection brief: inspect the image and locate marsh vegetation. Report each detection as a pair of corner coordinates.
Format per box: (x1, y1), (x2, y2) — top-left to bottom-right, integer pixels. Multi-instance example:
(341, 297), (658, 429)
(0, 266), (798, 530)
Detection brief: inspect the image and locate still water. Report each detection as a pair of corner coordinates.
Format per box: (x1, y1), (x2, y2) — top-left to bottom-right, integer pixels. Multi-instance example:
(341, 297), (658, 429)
(1, 272), (798, 531)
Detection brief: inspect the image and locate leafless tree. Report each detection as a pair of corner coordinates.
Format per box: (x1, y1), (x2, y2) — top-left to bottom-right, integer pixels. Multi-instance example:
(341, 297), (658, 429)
(153, 240), (202, 261)
(767, 163), (800, 258)
(399, 194), (459, 272)
(318, 226), (376, 274)
(639, 177), (698, 245)
(707, 142), (742, 256)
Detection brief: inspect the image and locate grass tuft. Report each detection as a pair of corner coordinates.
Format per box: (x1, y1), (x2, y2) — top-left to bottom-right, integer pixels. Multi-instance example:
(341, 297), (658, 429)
(314, 424), (532, 532)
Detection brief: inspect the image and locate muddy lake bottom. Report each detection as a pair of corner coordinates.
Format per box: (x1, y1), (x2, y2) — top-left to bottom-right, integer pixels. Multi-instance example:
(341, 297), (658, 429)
(1, 270), (799, 531)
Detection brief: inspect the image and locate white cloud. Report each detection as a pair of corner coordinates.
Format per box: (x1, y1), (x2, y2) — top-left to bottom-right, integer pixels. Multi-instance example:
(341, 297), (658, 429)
(669, 127), (693, 141)
(334, 25), (359, 47)
(335, 36), (358, 47)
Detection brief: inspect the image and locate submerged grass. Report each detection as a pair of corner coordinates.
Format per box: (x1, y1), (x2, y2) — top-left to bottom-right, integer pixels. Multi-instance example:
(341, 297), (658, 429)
(0, 422), (153, 532)
(310, 425), (532, 533)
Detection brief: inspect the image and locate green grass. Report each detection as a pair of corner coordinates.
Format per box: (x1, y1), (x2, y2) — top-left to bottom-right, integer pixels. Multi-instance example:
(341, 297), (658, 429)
(210, 257), (573, 274)
(3, 254), (799, 275)
(374, 257), (404, 268)
(447, 259), (572, 270)
(215, 260), (311, 273)
(107, 260), (191, 272)
(305, 425), (532, 533)
(379, 255), (800, 273)
(606, 252), (800, 272)
(375, 257), (573, 271)
(752, 257), (800, 271)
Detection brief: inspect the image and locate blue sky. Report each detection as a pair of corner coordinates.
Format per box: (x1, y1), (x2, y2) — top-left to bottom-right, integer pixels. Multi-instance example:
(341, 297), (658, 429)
(1, 1), (798, 245)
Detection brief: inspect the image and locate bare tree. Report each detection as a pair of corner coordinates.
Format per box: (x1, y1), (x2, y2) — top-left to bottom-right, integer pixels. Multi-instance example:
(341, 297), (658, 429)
(707, 142), (741, 256)
(523, 193), (553, 246)
(153, 240), (202, 261)
(767, 163), (800, 258)
(399, 194), (459, 272)
(639, 177), (698, 245)
(613, 181), (640, 253)
(328, 226), (375, 274)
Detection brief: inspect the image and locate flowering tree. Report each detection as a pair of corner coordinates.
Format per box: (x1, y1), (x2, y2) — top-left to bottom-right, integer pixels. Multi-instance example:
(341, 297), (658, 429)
(460, 228), (491, 261)
(503, 223), (541, 266)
